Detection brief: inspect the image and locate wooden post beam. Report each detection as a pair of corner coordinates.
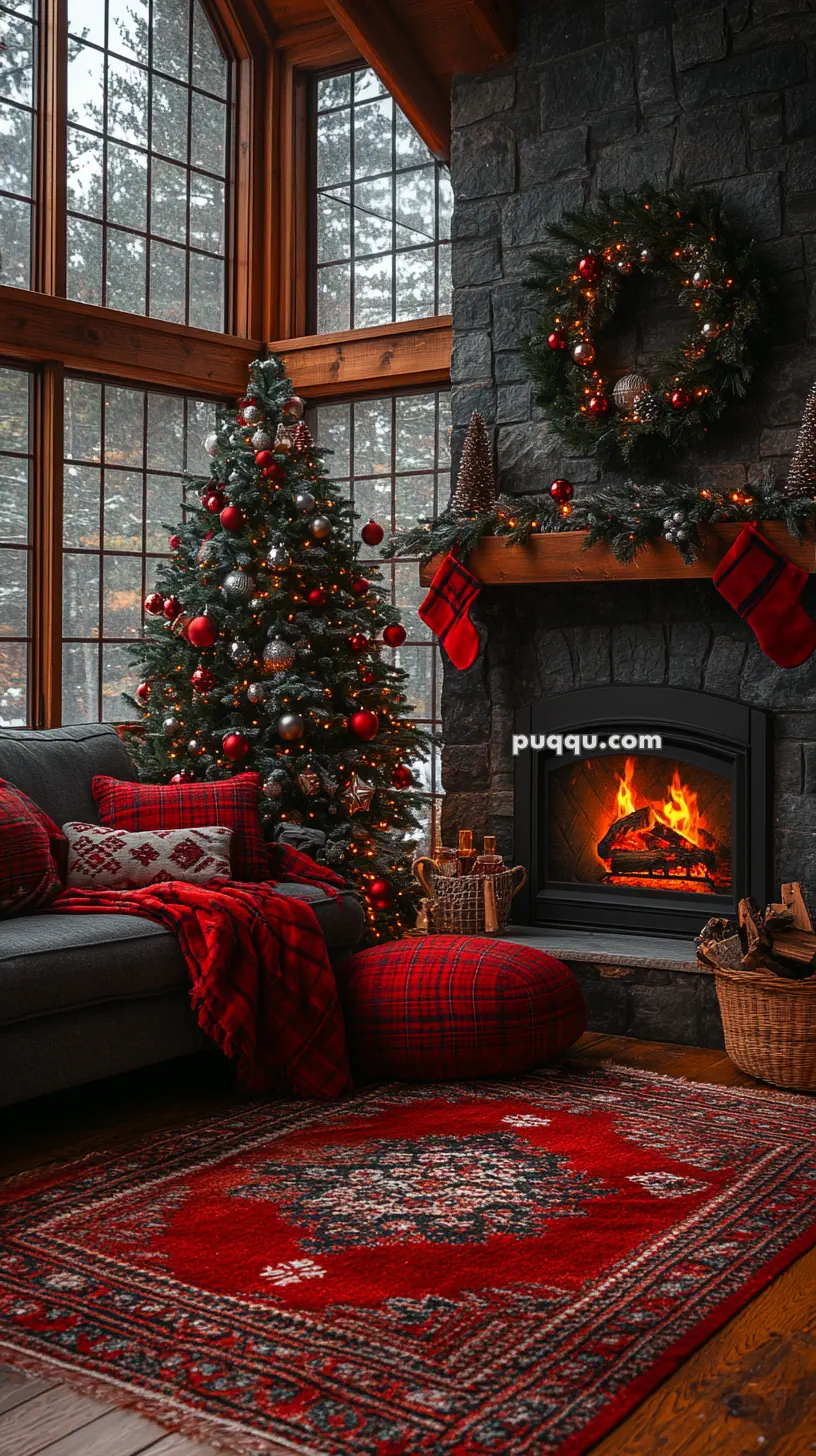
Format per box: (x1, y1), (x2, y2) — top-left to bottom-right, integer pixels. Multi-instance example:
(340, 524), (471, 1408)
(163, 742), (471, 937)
(466, 0), (518, 59)
(321, 0), (452, 161)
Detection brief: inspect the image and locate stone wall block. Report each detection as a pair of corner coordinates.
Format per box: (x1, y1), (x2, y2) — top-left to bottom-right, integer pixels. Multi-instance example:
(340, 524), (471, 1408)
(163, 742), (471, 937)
(703, 635), (747, 698)
(595, 129), (675, 193)
(451, 122), (517, 200)
(540, 42), (635, 126)
(502, 180), (587, 250)
(638, 28), (677, 115)
(679, 43), (806, 108)
(569, 625), (612, 685)
(667, 622), (712, 687)
(519, 127), (588, 188)
(451, 239), (502, 289)
(451, 330), (493, 384)
(674, 106), (748, 181)
(452, 71), (517, 130)
(612, 625), (667, 683)
(673, 8), (728, 71)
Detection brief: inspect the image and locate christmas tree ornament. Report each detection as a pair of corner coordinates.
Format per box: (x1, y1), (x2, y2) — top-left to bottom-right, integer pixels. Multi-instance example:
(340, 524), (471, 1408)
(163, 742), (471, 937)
(219, 504), (244, 531)
(197, 538), (216, 566)
(263, 775), (283, 799)
(361, 519), (384, 546)
(241, 405), (262, 425)
(308, 514), (332, 540)
(347, 632), (369, 653)
(246, 682), (266, 704)
(170, 770), (193, 783)
(449, 410), (498, 517)
(188, 738), (206, 756)
(266, 542), (291, 571)
(692, 266), (710, 287)
(274, 424), (292, 452)
(342, 774), (375, 813)
(250, 430), (271, 451)
(359, 665), (375, 684)
(249, 597), (266, 612)
(169, 534), (181, 551)
(633, 392), (660, 423)
(787, 379), (816, 496)
(588, 393), (612, 418)
(162, 716), (180, 737)
(367, 877), (395, 906)
(573, 340), (596, 366)
(578, 254), (601, 282)
(700, 319), (721, 341)
(171, 613), (191, 638)
(616, 257), (633, 275)
(670, 387), (692, 410)
(294, 491), (316, 514)
(191, 666), (215, 693)
(638, 245), (653, 264)
(293, 638), (312, 657)
(297, 767), (320, 796)
(223, 732), (250, 762)
(382, 622), (406, 647)
(612, 373), (650, 413)
(307, 586), (327, 606)
(391, 764), (413, 789)
(547, 328), (566, 350)
(187, 614), (219, 648)
(292, 421), (315, 456)
(282, 396), (306, 420)
(549, 479), (574, 504)
(229, 639), (252, 666)
(203, 487), (226, 513)
(254, 450), (275, 469)
(277, 712), (305, 741)
(144, 592), (163, 615)
(135, 681), (151, 705)
(262, 461), (285, 483)
(350, 708), (379, 741)
(351, 577), (370, 596)
(263, 637), (296, 673)
(162, 595), (181, 620)
(223, 569), (255, 599)
(204, 432), (220, 456)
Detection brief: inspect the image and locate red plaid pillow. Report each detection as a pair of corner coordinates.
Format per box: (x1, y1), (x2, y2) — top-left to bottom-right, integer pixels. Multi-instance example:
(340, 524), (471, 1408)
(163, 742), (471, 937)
(0, 778), (68, 882)
(0, 783), (63, 918)
(335, 935), (587, 1081)
(92, 772), (268, 882)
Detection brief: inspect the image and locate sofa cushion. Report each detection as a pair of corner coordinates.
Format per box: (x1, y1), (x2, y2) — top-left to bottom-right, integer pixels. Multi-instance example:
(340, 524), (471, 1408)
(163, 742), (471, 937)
(93, 772), (269, 882)
(0, 725), (137, 827)
(64, 821), (233, 888)
(0, 785), (63, 919)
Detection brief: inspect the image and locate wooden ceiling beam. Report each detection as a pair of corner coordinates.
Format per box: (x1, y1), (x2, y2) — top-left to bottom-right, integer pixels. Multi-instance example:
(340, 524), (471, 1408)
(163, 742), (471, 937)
(465, 0), (517, 60)
(321, 0), (451, 160)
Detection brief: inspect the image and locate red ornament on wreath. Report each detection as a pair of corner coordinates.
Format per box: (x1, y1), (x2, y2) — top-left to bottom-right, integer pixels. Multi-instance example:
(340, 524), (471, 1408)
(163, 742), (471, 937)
(348, 632), (369, 653)
(578, 253), (601, 283)
(350, 577), (370, 597)
(187, 614), (219, 648)
(547, 328), (566, 351)
(135, 681), (151, 705)
(191, 666), (215, 694)
(223, 732), (250, 763)
(367, 878), (395, 906)
(670, 387), (692, 410)
(162, 595), (182, 620)
(350, 708), (379, 741)
(391, 764), (413, 789)
(361, 519), (384, 547)
(144, 591), (164, 615)
(219, 504), (244, 532)
(549, 479), (574, 505)
(307, 586), (327, 607)
(169, 534), (181, 551)
(588, 394), (612, 419)
(382, 623), (406, 648)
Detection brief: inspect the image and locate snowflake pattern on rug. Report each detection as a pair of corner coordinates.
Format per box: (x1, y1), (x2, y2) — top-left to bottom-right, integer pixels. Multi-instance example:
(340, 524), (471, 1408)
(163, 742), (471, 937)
(627, 1171), (709, 1198)
(229, 1132), (612, 1252)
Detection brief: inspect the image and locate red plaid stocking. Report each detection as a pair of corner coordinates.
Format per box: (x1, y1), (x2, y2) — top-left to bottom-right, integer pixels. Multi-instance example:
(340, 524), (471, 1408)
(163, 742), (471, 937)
(713, 523), (816, 668)
(418, 551), (481, 669)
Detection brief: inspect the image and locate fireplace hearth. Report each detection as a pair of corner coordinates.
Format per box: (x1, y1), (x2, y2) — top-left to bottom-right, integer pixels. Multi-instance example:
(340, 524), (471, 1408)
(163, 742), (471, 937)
(513, 686), (769, 939)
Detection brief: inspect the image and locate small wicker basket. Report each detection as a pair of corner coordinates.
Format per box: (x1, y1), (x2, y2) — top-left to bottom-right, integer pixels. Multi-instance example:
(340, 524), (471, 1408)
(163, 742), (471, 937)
(413, 857), (527, 936)
(712, 963), (816, 1090)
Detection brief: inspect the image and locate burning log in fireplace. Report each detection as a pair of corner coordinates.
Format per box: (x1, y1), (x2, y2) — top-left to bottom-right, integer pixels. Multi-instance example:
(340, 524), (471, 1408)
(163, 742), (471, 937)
(595, 757), (727, 892)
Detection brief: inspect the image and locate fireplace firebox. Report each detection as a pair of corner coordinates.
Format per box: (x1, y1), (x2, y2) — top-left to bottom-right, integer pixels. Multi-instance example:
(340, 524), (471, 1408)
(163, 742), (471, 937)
(512, 686), (769, 938)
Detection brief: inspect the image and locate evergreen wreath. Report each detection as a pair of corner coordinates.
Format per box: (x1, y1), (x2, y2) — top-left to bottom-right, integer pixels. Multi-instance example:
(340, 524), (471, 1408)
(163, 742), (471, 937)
(525, 184), (769, 472)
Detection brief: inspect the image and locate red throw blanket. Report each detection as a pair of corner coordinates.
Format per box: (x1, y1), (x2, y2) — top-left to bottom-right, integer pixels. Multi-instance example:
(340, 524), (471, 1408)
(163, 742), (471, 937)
(51, 845), (352, 1099)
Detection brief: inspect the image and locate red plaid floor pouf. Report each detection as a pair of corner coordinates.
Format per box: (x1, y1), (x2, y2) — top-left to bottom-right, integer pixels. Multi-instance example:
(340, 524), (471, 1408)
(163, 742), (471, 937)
(335, 935), (587, 1081)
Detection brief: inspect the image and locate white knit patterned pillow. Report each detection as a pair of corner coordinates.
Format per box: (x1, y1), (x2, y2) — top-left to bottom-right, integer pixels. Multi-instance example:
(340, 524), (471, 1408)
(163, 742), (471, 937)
(64, 822), (233, 889)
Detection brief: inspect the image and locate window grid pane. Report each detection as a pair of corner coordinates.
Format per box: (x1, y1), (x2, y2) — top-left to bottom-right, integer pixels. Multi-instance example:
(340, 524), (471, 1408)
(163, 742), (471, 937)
(314, 65), (451, 333)
(312, 389), (450, 853)
(62, 376), (222, 724)
(0, 0), (37, 288)
(66, 0), (229, 329)
(0, 365), (33, 725)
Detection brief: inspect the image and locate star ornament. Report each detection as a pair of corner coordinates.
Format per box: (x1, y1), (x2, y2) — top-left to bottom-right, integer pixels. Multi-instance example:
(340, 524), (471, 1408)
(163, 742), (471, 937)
(341, 773), (375, 814)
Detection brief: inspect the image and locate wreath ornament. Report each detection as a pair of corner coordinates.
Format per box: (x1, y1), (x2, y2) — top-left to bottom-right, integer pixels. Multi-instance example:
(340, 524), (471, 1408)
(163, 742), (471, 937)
(525, 185), (768, 473)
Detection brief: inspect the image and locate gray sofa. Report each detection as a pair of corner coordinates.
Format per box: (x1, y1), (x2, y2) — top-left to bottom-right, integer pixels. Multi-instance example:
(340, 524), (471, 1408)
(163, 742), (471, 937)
(0, 725), (365, 1107)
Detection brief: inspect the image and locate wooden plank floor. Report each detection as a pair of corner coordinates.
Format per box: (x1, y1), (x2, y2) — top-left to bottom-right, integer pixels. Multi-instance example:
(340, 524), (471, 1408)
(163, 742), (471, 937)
(1, 1036), (814, 1455)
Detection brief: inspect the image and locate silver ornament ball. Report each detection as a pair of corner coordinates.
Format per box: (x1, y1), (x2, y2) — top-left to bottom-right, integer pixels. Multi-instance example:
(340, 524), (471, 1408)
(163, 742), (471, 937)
(163, 716), (180, 737)
(263, 637), (296, 673)
(247, 682), (266, 704)
(229, 638), (252, 666)
(250, 429), (272, 451)
(204, 432), (220, 457)
(242, 404), (262, 425)
(266, 543), (292, 571)
(277, 712), (305, 742)
(263, 775), (283, 800)
(672, 510), (686, 525)
(308, 514), (332, 540)
(612, 372), (650, 414)
(188, 738), (206, 756)
(223, 568), (255, 599)
(294, 491), (316, 514)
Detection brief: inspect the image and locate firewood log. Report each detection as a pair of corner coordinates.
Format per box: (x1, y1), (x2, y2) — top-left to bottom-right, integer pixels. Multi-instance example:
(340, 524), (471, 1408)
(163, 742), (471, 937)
(738, 897), (767, 954)
(696, 934), (746, 971)
(766, 927), (816, 968)
(596, 806), (650, 860)
(781, 882), (813, 932)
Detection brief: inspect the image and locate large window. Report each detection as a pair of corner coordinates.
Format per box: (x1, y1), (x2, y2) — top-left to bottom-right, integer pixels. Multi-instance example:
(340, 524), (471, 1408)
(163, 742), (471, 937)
(0, 0), (37, 289)
(312, 389), (451, 849)
(0, 366), (32, 725)
(66, 0), (229, 329)
(62, 377), (220, 722)
(315, 67), (452, 333)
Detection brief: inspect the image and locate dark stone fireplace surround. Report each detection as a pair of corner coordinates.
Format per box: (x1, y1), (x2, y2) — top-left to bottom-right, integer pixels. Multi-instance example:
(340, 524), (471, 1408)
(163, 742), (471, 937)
(440, 0), (816, 1046)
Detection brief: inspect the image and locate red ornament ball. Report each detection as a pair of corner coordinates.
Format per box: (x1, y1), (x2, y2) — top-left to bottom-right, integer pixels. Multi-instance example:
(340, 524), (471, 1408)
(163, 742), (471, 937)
(169, 534), (181, 551)
(359, 666), (375, 685)
(588, 393), (612, 418)
(307, 586), (327, 606)
(255, 449), (275, 470)
(219, 504), (244, 531)
(144, 591), (164, 615)
(348, 632), (369, 653)
(262, 462), (285, 482)
(191, 665), (215, 693)
(391, 764), (413, 789)
(162, 595), (182, 620)
(170, 771), (194, 783)
(578, 253), (601, 282)
(382, 623), (406, 648)
(549, 478), (574, 504)
(670, 387), (692, 410)
(350, 577), (370, 597)
(350, 708), (379, 741)
(135, 681), (151, 705)
(361, 519), (384, 547)
(223, 732), (250, 762)
(187, 614), (219, 648)
(547, 328), (567, 351)
(203, 488), (225, 513)
(367, 878), (395, 905)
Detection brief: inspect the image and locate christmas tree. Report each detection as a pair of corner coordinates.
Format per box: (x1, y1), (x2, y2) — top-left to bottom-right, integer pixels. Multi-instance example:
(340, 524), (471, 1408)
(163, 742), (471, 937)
(127, 353), (430, 940)
(787, 380), (816, 496)
(449, 411), (498, 517)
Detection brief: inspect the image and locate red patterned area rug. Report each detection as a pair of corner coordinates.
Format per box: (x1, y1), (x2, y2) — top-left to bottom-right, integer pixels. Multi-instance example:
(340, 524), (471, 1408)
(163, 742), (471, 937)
(2, 1064), (816, 1456)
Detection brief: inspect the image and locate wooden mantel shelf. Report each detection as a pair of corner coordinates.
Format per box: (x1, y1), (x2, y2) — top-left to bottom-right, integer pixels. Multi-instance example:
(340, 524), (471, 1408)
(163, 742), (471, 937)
(418, 523), (816, 586)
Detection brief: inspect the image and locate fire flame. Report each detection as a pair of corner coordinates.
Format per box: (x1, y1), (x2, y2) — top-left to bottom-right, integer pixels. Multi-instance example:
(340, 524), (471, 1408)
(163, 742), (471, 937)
(615, 757), (703, 846)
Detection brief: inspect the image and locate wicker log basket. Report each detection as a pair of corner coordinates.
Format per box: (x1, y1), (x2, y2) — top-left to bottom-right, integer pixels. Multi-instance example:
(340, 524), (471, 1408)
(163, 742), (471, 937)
(413, 857), (527, 936)
(712, 966), (816, 1091)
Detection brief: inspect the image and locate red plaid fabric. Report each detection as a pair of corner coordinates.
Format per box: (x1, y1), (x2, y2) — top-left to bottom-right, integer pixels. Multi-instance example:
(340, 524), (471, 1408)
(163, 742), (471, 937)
(418, 551), (481, 669)
(93, 772), (268, 882)
(53, 879), (351, 1098)
(0, 777), (68, 880)
(713, 523), (816, 667)
(0, 783), (63, 918)
(335, 934), (586, 1081)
